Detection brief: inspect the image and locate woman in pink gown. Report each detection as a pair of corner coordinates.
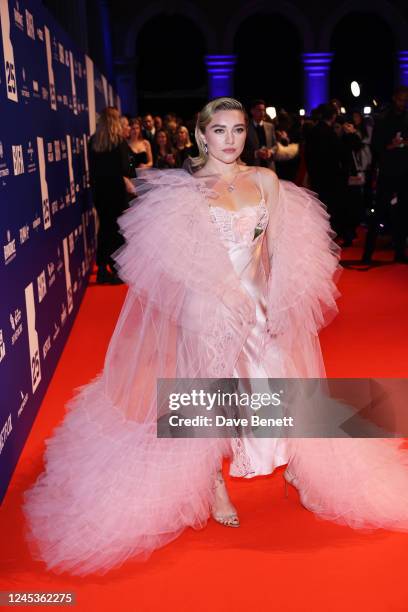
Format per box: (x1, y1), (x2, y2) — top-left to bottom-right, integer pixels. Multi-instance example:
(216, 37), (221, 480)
(23, 98), (408, 576)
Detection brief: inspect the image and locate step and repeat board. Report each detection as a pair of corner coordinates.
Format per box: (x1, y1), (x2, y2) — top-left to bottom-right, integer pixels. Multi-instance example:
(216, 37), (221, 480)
(0, 0), (120, 502)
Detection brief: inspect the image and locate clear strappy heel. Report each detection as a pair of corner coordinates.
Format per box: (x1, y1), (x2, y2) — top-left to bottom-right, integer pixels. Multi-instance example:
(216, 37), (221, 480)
(211, 472), (240, 528)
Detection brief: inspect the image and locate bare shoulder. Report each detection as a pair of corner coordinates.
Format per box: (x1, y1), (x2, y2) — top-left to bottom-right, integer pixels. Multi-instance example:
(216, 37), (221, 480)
(255, 167), (279, 198)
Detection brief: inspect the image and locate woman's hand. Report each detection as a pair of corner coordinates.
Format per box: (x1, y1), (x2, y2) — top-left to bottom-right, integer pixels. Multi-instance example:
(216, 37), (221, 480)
(220, 287), (256, 327)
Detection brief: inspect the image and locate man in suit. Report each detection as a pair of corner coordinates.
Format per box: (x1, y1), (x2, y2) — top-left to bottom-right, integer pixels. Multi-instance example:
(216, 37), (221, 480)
(242, 99), (278, 170)
(142, 113), (157, 162)
(361, 85), (408, 264)
(305, 103), (347, 235)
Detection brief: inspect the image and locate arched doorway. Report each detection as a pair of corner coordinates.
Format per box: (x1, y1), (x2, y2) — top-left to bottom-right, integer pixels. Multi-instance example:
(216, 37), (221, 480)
(329, 12), (395, 107)
(233, 13), (302, 111)
(135, 14), (207, 118)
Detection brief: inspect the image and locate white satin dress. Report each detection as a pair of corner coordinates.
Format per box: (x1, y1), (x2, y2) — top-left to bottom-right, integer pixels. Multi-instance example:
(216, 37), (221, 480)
(208, 176), (290, 478)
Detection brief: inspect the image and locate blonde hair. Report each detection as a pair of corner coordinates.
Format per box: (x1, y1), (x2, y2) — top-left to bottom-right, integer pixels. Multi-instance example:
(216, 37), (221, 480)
(92, 107), (123, 152)
(177, 125), (193, 147)
(190, 97), (248, 170)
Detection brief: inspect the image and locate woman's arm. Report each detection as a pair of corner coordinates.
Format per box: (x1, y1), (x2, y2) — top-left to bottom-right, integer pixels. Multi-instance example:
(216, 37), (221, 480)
(257, 167), (281, 258)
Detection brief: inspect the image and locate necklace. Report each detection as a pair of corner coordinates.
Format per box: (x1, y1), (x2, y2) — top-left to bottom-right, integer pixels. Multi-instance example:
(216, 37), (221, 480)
(221, 170), (241, 192)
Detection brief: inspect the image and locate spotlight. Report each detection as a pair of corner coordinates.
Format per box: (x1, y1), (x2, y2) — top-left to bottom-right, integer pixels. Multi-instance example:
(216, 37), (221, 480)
(351, 81), (361, 97)
(364, 106), (372, 115)
(340, 107), (346, 114)
(370, 208), (375, 213)
(266, 106), (276, 120)
(299, 108), (305, 116)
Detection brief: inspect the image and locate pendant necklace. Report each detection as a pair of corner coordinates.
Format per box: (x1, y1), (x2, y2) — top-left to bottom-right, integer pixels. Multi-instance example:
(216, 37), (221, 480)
(223, 171), (241, 192)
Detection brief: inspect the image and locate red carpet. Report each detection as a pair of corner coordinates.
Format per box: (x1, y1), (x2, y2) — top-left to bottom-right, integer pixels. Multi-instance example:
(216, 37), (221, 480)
(1, 233), (408, 611)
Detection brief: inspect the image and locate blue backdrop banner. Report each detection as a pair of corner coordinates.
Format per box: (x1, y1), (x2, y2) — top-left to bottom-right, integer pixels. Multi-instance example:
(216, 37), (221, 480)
(0, 0), (119, 502)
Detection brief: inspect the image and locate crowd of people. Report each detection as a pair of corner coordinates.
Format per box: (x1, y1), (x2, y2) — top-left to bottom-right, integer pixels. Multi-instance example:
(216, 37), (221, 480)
(89, 86), (408, 283)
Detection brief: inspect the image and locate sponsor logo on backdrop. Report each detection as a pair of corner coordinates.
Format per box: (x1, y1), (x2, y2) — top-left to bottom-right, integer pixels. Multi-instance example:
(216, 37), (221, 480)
(63, 237), (73, 314)
(0, 414), (12, 456)
(66, 135), (75, 203)
(47, 142), (54, 162)
(42, 335), (51, 359)
(47, 261), (56, 286)
(37, 137), (51, 230)
(12, 145), (24, 175)
(37, 27), (43, 42)
(0, 329), (6, 363)
(25, 9), (34, 39)
(85, 55), (96, 134)
(10, 307), (23, 345)
(69, 51), (78, 115)
(44, 25), (56, 110)
(32, 213), (41, 230)
(26, 140), (36, 173)
(0, 140), (10, 181)
(0, 0), (18, 102)
(25, 283), (41, 393)
(19, 223), (29, 244)
(54, 139), (61, 161)
(4, 230), (16, 265)
(58, 42), (64, 64)
(18, 390), (28, 417)
(83, 134), (90, 187)
(20, 66), (30, 100)
(60, 302), (67, 326)
(13, 3), (23, 31)
(68, 232), (74, 253)
(37, 270), (47, 302)
(53, 322), (60, 341)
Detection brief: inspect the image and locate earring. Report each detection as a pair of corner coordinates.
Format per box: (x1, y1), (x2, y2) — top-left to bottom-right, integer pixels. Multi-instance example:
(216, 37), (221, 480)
(204, 143), (208, 154)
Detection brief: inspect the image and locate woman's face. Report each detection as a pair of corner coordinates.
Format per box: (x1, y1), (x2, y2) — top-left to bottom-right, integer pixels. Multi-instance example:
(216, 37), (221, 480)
(130, 122), (141, 139)
(121, 117), (131, 139)
(203, 110), (247, 164)
(157, 131), (168, 147)
(177, 128), (188, 144)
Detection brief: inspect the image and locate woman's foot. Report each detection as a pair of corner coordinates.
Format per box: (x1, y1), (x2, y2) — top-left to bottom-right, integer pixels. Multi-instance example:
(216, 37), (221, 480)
(211, 472), (240, 527)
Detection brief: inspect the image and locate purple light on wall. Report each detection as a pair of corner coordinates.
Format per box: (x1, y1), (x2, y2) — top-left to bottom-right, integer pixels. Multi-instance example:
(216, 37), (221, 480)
(205, 55), (237, 98)
(302, 53), (333, 114)
(397, 51), (408, 86)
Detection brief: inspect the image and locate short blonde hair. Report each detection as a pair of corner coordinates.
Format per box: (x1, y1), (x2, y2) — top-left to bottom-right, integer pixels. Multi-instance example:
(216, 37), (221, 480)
(92, 107), (123, 152)
(190, 97), (248, 170)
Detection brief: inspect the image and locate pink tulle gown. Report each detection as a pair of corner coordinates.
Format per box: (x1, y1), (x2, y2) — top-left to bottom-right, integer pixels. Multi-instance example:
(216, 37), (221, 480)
(23, 168), (408, 576)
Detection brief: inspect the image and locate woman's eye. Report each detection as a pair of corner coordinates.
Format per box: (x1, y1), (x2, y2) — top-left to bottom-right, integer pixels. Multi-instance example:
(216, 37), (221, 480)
(214, 129), (224, 134)
(235, 128), (245, 133)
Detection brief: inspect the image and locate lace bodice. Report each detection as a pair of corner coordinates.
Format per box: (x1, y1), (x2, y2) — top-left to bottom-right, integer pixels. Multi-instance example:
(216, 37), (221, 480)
(209, 200), (269, 246)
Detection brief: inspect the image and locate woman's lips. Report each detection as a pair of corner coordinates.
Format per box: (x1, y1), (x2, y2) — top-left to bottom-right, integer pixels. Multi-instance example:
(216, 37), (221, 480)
(222, 148), (236, 153)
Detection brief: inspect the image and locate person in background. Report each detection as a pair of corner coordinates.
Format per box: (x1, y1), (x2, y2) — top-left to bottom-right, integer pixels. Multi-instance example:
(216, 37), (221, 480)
(154, 115), (163, 132)
(89, 107), (135, 284)
(128, 118), (153, 171)
(142, 113), (156, 145)
(361, 85), (408, 264)
(154, 130), (177, 169)
(242, 99), (277, 169)
(175, 125), (197, 166)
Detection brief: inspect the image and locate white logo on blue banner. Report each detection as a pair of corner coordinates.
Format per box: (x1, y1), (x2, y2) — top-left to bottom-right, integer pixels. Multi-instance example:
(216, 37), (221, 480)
(0, 0), (18, 102)
(66, 135), (75, 203)
(63, 237), (73, 314)
(85, 55), (96, 135)
(44, 25), (57, 111)
(12, 145), (24, 175)
(37, 137), (51, 229)
(24, 283), (41, 394)
(69, 51), (78, 115)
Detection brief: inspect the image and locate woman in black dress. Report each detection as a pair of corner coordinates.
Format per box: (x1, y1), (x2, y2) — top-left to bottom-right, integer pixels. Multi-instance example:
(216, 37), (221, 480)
(89, 107), (135, 284)
(128, 118), (153, 171)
